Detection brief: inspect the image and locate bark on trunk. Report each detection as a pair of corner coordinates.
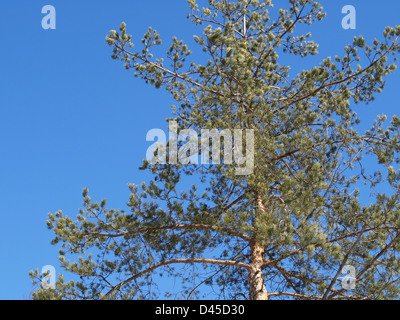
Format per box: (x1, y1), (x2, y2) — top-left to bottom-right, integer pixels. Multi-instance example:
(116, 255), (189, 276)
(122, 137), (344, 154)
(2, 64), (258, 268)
(249, 195), (268, 300)
(249, 242), (268, 300)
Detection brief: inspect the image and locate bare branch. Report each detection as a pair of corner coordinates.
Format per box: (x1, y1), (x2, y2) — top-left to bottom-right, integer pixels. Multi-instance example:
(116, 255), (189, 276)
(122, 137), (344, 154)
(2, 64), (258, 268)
(104, 258), (250, 298)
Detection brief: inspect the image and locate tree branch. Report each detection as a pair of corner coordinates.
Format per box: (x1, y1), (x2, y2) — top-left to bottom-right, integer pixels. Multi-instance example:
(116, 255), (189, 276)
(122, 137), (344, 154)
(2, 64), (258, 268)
(104, 258), (250, 298)
(85, 223), (251, 242)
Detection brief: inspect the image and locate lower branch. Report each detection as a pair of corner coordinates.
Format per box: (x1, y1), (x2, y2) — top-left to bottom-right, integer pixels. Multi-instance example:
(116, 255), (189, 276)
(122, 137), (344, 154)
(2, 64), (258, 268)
(103, 258), (250, 299)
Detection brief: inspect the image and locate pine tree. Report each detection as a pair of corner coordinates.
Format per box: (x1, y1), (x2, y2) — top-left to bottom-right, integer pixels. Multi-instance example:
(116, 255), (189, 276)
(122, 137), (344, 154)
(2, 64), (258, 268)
(30, 0), (400, 300)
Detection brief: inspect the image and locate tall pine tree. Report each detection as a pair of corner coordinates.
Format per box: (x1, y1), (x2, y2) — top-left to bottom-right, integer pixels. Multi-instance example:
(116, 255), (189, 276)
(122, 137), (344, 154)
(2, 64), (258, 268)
(31, 0), (400, 300)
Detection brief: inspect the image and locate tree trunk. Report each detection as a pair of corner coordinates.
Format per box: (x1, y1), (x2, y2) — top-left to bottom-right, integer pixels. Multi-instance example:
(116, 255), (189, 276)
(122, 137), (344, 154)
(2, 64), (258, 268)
(249, 241), (268, 300)
(249, 195), (268, 300)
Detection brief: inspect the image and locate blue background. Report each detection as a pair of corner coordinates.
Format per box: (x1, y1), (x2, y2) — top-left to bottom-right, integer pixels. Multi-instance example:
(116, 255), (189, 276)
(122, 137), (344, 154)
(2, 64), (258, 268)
(0, 0), (399, 299)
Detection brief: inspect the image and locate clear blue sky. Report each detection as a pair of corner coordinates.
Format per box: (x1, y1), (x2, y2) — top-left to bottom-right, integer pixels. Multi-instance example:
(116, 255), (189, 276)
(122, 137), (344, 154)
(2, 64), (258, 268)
(0, 0), (399, 300)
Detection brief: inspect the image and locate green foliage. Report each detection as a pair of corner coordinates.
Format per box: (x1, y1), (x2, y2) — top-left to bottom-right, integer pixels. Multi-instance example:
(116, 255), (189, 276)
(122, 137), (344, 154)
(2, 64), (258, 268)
(31, 0), (400, 300)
